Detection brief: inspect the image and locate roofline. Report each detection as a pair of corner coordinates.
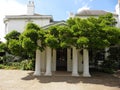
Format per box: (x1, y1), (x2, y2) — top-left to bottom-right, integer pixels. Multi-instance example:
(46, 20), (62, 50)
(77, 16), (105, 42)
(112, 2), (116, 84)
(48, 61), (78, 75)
(75, 14), (118, 17)
(4, 15), (53, 23)
(42, 20), (66, 29)
(4, 15), (53, 19)
(75, 10), (118, 17)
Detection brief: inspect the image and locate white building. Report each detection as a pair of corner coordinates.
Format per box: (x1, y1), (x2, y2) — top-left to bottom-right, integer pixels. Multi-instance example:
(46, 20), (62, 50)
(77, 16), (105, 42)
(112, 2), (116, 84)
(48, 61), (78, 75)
(4, 0), (53, 34)
(4, 0), (119, 77)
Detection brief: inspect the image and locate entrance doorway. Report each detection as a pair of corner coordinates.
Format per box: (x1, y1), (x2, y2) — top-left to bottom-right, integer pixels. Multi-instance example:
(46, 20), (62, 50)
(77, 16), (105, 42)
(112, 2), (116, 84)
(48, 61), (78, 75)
(56, 48), (67, 71)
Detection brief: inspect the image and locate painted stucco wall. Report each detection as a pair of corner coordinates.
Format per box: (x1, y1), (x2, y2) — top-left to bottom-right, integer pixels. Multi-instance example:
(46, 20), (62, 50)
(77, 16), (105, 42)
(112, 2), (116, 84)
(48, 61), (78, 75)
(5, 18), (51, 34)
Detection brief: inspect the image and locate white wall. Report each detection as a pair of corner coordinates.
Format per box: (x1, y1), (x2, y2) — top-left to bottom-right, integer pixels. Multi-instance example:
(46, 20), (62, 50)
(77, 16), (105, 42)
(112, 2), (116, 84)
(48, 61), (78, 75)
(6, 18), (51, 34)
(7, 19), (26, 33)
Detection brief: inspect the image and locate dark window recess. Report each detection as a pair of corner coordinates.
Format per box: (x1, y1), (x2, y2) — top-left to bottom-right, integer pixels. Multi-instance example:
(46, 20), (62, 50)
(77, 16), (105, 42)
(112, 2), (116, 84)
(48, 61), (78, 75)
(56, 48), (67, 71)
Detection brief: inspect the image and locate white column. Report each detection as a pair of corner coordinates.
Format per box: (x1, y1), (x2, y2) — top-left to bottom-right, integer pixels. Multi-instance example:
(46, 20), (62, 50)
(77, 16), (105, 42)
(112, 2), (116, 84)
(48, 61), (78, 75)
(34, 49), (41, 76)
(45, 47), (52, 76)
(67, 48), (71, 71)
(83, 49), (91, 77)
(72, 47), (79, 76)
(105, 48), (109, 60)
(52, 49), (56, 71)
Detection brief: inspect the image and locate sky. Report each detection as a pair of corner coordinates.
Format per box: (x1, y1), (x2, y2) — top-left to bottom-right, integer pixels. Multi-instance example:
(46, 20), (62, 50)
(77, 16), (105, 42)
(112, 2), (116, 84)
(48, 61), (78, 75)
(0, 0), (118, 41)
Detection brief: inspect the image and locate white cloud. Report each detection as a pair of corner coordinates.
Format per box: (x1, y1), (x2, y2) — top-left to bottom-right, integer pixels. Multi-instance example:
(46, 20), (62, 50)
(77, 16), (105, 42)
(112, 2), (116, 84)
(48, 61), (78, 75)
(0, 0), (26, 42)
(77, 5), (90, 13)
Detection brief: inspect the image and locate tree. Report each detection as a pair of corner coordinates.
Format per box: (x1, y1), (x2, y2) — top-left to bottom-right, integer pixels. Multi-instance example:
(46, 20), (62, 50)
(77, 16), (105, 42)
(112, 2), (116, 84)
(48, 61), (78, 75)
(4, 23), (45, 59)
(67, 13), (120, 74)
(25, 22), (40, 31)
(0, 43), (7, 52)
(5, 30), (22, 55)
(67, 13), (120, 50)
(45, 25), (72, 49)
(8, 39), (21, 56)
(20, 22), (45, 58)
(5, 30), (20, 41)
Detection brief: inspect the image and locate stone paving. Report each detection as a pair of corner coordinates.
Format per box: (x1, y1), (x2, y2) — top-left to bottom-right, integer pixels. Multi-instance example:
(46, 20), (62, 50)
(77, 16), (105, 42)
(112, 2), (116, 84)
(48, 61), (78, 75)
(0, 70), (119, 90)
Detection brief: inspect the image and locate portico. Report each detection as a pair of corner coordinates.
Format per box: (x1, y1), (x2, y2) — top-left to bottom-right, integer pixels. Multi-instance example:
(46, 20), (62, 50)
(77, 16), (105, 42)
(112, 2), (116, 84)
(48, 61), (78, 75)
(34, 46), (91, 77)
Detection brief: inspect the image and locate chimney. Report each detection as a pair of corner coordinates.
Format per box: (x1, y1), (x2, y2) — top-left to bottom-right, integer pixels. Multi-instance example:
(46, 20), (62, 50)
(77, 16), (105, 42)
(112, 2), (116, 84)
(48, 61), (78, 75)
(27, 0), (35, 15)
(69, 12), (74, 18)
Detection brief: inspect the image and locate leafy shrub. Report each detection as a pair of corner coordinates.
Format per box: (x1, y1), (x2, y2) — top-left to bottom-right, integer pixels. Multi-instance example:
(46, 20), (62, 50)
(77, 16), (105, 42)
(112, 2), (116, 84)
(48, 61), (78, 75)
(21, 59), (35, 70)
(11, 62), (21, 69)
(101, 60), (118, 73)
(2, 56), (14, 64)
(8, 39), (22, 56)
(0, 64), (4, 69)
(0, 62), (21, 69)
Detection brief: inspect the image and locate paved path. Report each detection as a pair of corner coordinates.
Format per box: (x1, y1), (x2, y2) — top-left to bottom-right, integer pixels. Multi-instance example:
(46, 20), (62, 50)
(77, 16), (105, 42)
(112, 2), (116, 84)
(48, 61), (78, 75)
(0, 70), (119, 90)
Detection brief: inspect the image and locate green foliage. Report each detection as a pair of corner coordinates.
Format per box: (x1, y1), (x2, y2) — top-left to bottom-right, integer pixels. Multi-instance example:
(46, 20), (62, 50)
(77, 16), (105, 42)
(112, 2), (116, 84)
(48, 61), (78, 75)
(8, 40), (21, 56)
(25, 22), (40, 31)
(99, 13), (117, 26)
(0, 56), (14, 64)
(77, 37), (89, 48)
(37, 29), (46, 51)
(101, 46), (120, 74)
(4, 23), (46, 59)
(5, 30), (20, 41)
(108, 47), (120, 60)
(4, 30), (22, 55)
(22, 38), (36, 53)
(67, 17), (76, 27)
(5, 14), (119, 54)
(22, 29), (38, 42)
(103, 27), (120, 45)
(45, 35), (59, 48)
(101, 60), (118, 73)
(108, 47), (120, 69)
(0, 64), (4, 69)
(45, 26), (60, 48)
(49, 26), (59, 37)
(0, 43), (7, 52)
(0, 57), (35, 70)
(20, 22), (45, 58)
(45, 25), (72, 48)
(21, 59), (35, 70)
(58, 26), (72, 48)
(0, 62), (21, 70)
(3, 14), (120, 72)
(67, 13), (120, 49)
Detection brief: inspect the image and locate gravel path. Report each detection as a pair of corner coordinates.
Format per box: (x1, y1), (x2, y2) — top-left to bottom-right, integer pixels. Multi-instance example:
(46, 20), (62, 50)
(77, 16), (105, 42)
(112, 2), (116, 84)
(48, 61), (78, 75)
(0, 70), (119, 90)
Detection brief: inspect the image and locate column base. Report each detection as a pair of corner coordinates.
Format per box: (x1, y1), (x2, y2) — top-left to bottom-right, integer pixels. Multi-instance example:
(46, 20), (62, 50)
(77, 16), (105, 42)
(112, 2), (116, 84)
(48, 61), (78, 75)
(34, 72), (41, 76)
(83, 73), (91, 77)
(45, 72), (52, 76)
(72, 73), (79, 77)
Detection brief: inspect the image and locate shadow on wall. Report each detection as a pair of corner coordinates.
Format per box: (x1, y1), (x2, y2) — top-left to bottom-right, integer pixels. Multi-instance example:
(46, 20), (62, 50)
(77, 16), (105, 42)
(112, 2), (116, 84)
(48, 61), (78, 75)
(21, 71), (120, 88)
